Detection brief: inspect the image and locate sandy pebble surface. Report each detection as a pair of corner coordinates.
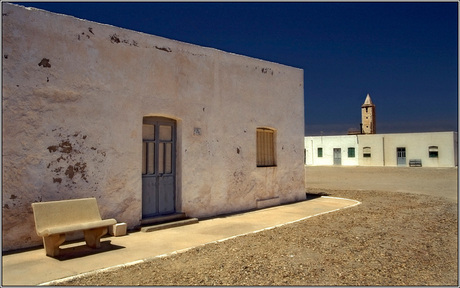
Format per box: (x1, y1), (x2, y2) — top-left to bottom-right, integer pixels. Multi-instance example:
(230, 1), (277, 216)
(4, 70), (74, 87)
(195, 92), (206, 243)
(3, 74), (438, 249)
(59, 167), (458, 286)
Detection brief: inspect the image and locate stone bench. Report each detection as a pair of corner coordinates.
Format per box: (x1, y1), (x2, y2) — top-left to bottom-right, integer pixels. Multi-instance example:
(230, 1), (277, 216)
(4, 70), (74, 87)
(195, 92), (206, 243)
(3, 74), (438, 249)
(31, 198), (117, 257)
(409, 159), (422, 167)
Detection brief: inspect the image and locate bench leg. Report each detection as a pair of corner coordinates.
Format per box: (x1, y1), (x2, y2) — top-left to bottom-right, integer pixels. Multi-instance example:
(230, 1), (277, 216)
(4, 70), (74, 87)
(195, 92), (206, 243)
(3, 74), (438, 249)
(84, 227), (108, 248)
(43, 234), (65, 257)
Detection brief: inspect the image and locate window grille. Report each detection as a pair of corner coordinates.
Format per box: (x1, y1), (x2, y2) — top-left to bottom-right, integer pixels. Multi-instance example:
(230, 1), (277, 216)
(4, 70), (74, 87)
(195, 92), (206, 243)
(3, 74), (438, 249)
(397, 147), (406, 158)
(256, 128), (276, 167)
(348, 147), (355, 158)
(429, 146), (439, 158)
(317, 147), (323, 157)
(363, 147), (371, 158)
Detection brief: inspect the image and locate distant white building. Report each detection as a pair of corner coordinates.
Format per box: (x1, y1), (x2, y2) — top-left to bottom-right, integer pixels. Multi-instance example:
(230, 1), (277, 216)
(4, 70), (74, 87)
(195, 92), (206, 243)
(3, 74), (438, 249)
(305, 132), (458, 167)
(305, 94), (458, 167)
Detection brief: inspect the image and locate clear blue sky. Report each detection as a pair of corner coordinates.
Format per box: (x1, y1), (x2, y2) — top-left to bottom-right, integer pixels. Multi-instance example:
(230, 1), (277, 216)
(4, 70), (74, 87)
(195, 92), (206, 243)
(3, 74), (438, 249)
(12, 2), (458, 136)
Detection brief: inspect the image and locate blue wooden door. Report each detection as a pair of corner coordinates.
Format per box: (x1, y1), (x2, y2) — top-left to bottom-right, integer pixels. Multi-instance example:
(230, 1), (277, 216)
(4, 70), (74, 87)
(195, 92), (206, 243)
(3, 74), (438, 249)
(142, 117), (176, 218)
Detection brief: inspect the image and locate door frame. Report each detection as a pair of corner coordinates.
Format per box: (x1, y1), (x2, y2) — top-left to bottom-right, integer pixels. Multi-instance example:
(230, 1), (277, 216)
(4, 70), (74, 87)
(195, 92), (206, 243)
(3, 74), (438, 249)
(142, 116), (177, 218)
(333, 148), (342, 165)
(396, 147), (406, 166)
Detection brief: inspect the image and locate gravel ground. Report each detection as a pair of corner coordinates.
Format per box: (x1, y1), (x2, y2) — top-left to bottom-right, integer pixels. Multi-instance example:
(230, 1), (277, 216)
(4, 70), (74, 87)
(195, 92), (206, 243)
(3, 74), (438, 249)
(305, 166), (458, 202)
(60, 188), (458, 286)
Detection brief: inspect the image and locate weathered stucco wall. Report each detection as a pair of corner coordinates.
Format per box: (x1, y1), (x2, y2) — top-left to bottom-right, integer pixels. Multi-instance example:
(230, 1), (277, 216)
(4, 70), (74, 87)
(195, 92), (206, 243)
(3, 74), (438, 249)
(2, 4), (305, 251)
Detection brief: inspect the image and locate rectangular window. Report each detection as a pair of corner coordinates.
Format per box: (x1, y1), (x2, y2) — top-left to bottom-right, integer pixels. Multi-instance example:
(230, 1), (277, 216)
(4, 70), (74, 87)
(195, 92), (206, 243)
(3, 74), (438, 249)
(397, 147), (406, 158)
(429, 146), (439, 158)
(363, 147), (371, 158)
(348, 147), (355, 158)
(317, 147), (323, 157)
(256, 128), (276, 167)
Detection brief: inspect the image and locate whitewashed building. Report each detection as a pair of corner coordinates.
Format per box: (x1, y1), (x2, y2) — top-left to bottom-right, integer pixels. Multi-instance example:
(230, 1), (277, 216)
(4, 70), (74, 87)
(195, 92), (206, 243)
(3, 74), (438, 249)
(306, 93), (457, 168)
(2, 4), (306, 251)
(305, 132), (457, 167)
(305, 135), (359, 166)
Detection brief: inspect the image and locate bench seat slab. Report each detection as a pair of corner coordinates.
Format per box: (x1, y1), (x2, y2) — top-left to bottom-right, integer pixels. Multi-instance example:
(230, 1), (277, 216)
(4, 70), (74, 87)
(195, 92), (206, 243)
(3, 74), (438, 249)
(38, 219), (117, 237)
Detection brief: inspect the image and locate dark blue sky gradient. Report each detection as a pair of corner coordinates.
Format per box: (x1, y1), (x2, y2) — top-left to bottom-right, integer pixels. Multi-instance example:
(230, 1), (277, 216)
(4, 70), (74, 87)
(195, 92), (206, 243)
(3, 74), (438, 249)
(11, 2), (458, 135)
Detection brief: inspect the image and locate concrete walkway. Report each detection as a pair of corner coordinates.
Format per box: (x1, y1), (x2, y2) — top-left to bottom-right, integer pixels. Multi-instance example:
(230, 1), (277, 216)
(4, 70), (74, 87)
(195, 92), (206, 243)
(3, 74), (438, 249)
(2, 196), (360, 286)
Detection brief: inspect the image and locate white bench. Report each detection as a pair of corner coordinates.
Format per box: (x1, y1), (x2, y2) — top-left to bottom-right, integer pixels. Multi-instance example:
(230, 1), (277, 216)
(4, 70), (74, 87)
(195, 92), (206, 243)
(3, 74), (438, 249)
(31, 198), (117, 257)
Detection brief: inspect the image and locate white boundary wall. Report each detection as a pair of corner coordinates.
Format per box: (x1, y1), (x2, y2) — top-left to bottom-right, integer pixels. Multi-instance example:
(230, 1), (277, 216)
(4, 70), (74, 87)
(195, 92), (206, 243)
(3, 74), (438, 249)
(305, 132), (457, 167)
(305, 135), (359, 166)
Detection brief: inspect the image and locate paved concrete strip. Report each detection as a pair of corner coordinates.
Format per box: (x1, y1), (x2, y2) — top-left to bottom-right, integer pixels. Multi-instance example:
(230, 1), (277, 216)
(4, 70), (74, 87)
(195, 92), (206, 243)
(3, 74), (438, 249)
(2, 196), (360, 286)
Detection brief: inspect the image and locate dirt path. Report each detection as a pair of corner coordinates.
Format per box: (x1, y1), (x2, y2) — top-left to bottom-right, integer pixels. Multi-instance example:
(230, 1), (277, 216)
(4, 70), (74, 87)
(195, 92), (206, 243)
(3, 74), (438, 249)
(59, 167), (458, 286)
(306, 166), (458, 202)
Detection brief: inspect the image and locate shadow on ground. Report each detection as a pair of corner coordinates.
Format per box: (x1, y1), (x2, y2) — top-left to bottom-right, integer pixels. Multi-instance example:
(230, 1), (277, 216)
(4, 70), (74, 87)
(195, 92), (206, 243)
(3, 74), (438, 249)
(54, 241), (125, 261)
(306, 192), (330, 200)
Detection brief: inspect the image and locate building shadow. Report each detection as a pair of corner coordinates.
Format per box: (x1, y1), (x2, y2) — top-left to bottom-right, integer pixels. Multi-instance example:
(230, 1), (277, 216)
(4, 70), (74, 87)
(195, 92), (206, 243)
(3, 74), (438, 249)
(306, 192), (330, 200)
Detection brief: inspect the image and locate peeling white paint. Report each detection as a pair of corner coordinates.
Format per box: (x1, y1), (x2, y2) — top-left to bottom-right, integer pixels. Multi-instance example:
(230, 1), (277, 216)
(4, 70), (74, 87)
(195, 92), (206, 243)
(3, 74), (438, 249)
(2, 3), (305, 251)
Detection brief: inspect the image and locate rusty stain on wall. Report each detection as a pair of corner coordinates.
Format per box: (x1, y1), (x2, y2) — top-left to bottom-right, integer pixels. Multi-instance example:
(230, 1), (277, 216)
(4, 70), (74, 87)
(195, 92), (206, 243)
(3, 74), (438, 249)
(155, 46), (172, 52)
(38, 58), (51, 68)
(261, 67), (274, 75)
(46, 128), (105, 189)
(110, 33), (139, 46)
(110, 33), (120, 43)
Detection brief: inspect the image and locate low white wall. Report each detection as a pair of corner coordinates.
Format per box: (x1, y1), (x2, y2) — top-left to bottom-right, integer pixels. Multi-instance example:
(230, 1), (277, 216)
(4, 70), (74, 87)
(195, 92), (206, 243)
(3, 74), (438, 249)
(305, 132), (457, 168)
(378, 132), (457, 167)
(358, 135), (385, 166)
(305, 135), (359, 166)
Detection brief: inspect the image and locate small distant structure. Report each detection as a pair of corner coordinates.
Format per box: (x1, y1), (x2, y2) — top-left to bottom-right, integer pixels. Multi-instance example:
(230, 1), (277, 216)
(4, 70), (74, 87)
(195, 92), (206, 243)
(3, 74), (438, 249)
(361, 93), (376, 134)
(306, 93), (457, 167)
(347, 93), (376, 135)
